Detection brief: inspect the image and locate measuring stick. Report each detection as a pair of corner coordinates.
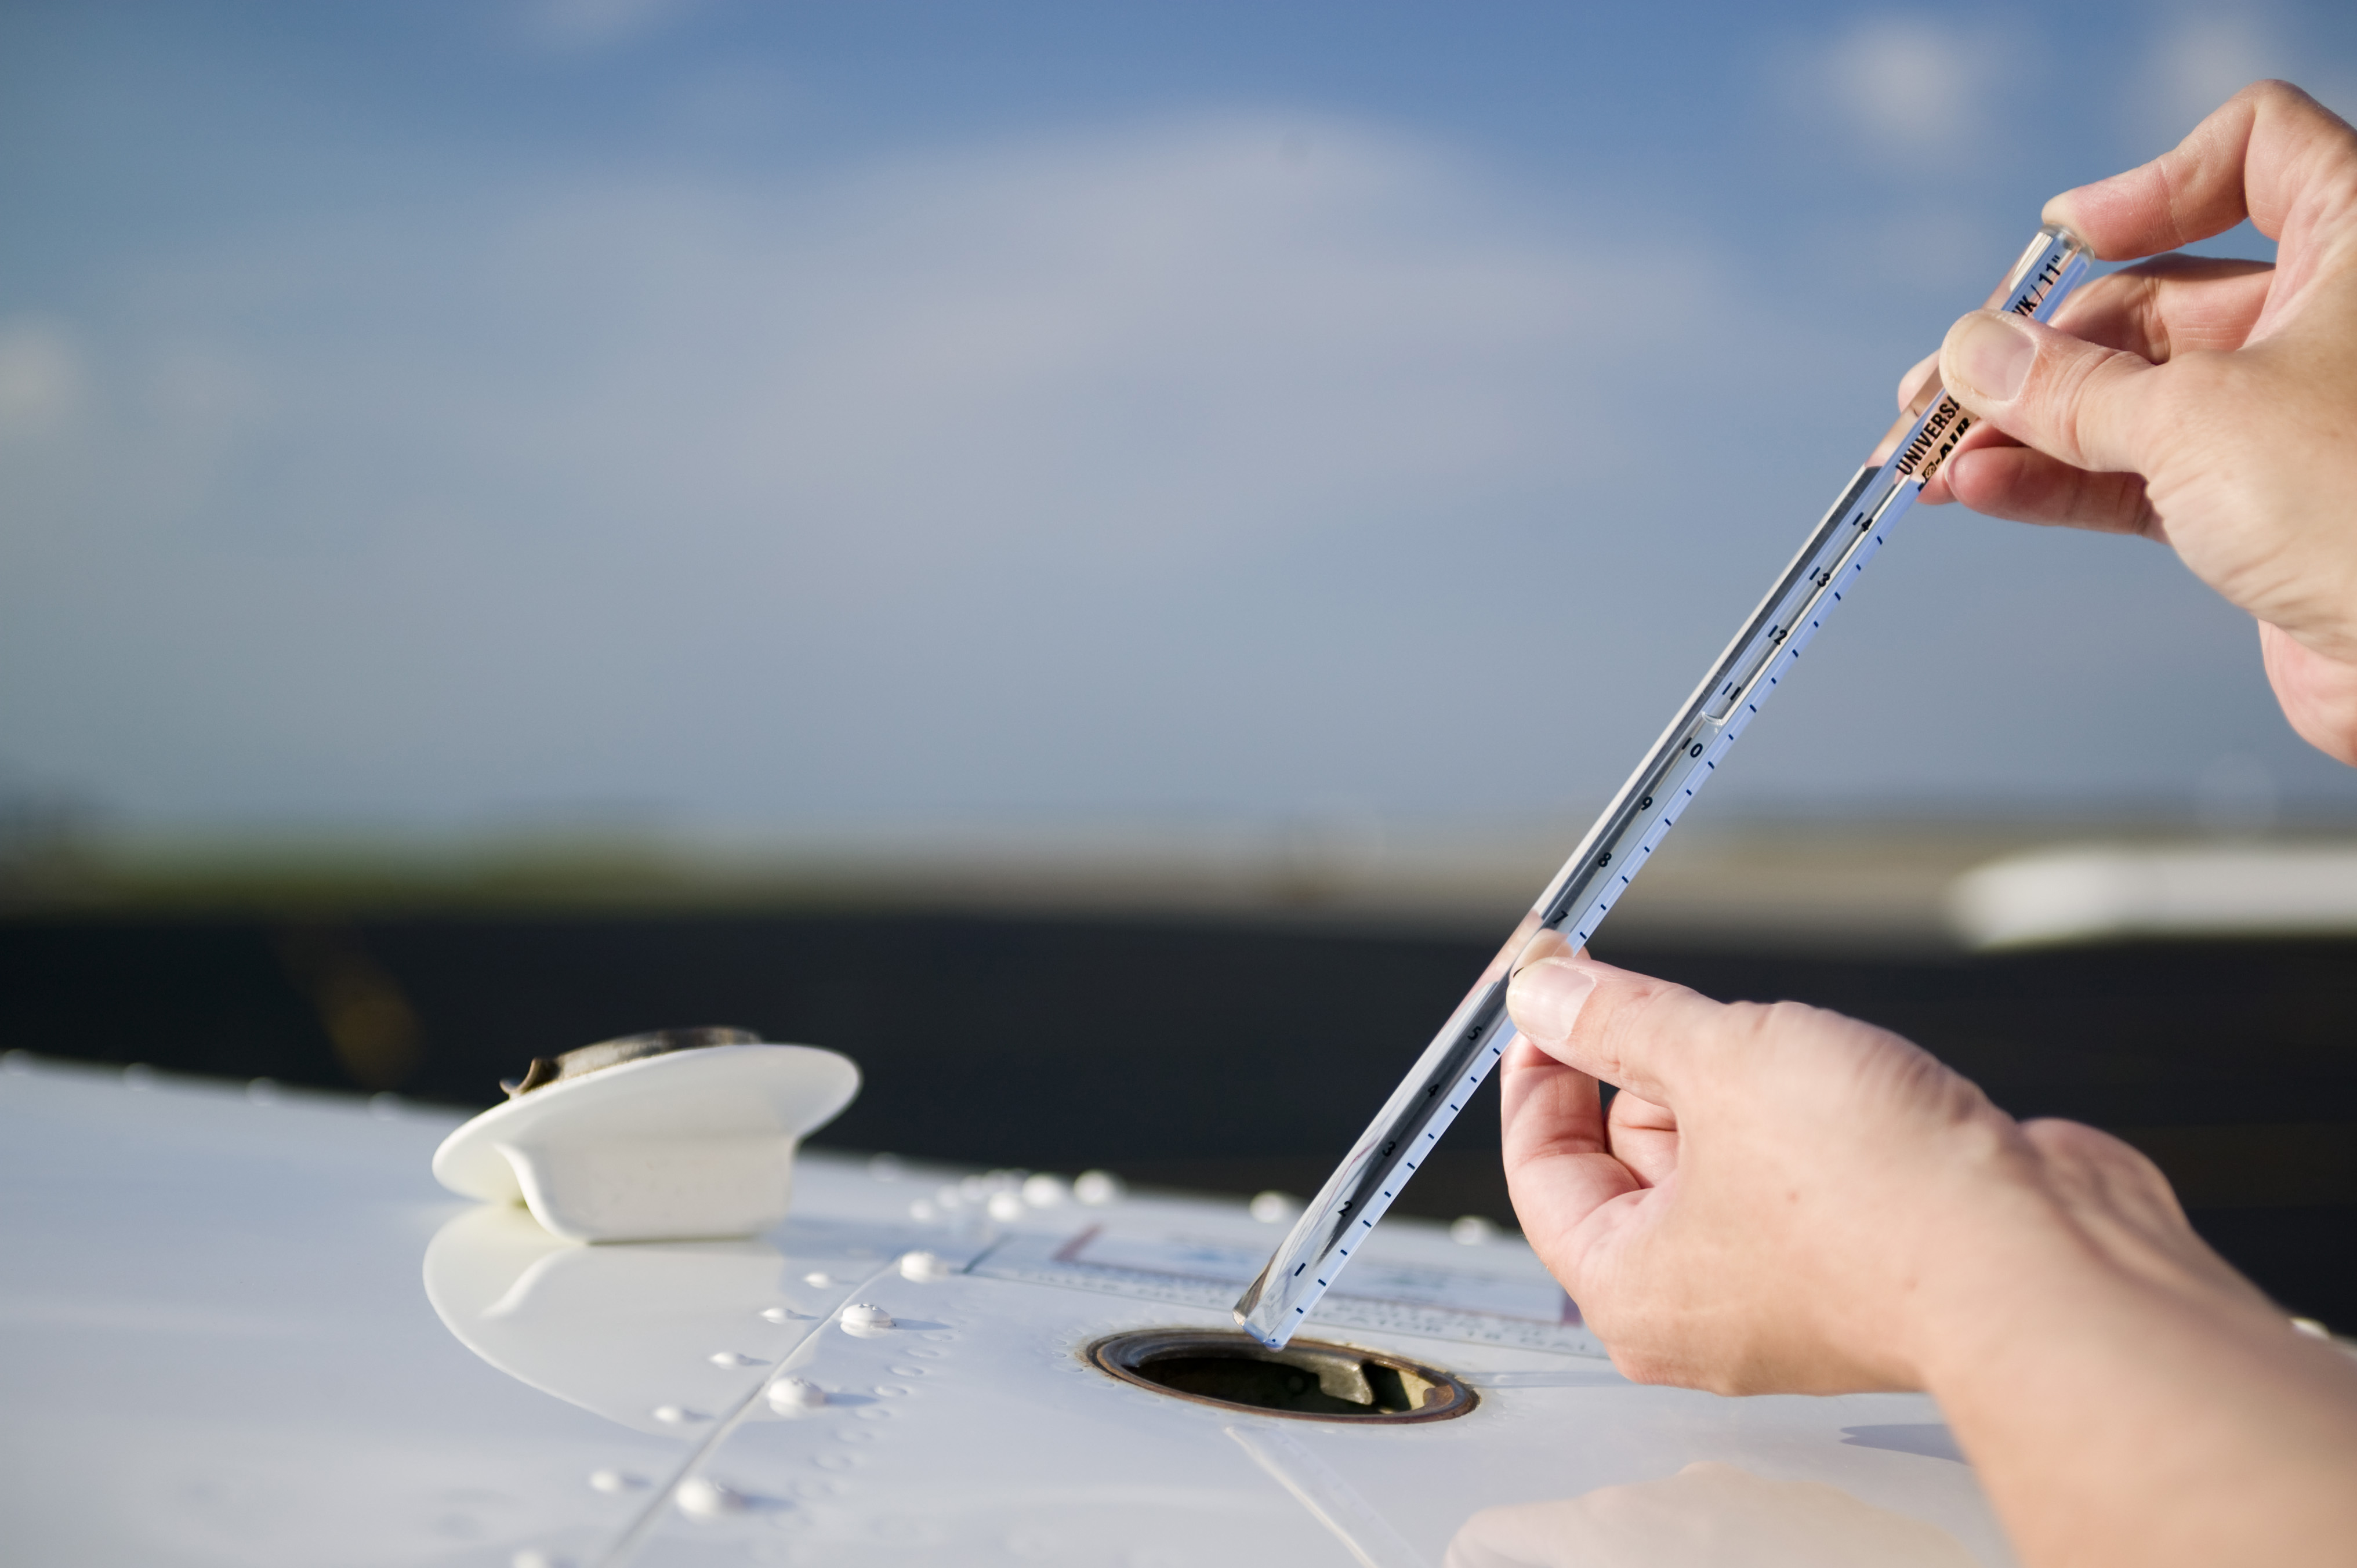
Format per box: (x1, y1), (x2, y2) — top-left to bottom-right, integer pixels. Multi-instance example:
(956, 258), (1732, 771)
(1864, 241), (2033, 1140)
(1236, 223), (2094, 1348)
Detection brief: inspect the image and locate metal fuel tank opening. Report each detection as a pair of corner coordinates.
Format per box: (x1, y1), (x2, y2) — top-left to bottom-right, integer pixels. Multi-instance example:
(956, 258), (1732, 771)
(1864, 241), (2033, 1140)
(1086, 1329), (1475, 1424)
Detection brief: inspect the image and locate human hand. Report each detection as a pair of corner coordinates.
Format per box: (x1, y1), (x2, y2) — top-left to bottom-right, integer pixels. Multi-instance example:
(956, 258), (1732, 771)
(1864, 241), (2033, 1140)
(1903, 81), (2357, 764)
(1497, 935), (2265, 1396)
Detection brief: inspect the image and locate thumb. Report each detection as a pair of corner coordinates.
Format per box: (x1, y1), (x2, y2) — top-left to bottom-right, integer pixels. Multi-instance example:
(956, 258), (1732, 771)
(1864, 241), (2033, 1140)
(1505, 952), (1727, 1109)
(1938, 307), (2163, 476)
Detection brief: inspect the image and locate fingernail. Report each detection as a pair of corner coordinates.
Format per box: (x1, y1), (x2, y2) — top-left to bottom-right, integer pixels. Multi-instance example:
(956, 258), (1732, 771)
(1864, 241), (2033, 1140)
(1506, 959), (1598, 1044)
(1946, 311), (2035, 402)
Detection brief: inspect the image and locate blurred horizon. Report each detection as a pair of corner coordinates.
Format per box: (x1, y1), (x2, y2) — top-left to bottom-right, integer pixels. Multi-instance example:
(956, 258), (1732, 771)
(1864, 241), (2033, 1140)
(6, 1), (2357, 839)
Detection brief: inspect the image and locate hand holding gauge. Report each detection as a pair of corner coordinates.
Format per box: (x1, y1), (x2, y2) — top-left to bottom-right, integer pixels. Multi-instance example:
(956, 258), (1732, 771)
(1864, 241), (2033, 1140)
(1234, 222), (2094, 1347)
(1234, 78), (2357, 1568)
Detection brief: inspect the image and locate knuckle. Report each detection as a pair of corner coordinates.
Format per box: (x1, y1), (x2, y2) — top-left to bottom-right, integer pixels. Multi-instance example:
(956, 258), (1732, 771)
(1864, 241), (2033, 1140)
(2036, 349), (2104, 460)
(1604, 1342), (1680, 1388)
(1747, 997), (1875, 1057)
(2022, 1116), (2170, 1191)
(1752, 997), (1826, 1035)
(1595, 976), (1703, 1068)
(2035, 340), (2149, 470)
(2239, 78), (2302, 112)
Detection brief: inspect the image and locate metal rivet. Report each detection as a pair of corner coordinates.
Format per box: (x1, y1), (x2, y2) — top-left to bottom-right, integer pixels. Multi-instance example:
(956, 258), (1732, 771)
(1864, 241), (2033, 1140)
(709, 1351), (767, 1367)
(768, 1377), (826, 1414)
(676, 1477), (748, 1519)
(898, 1250), (951, 1283)
(1449, 1216), (1498, 1246)
(839, 1303), (893, 1337)
(588, 1469), (648, 1494)
(1249, 1192), (1299, 1224)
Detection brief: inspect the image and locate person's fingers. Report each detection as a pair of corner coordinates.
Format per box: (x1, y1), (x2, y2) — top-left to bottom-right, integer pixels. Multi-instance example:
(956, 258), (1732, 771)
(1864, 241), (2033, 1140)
(1903, 259), (2267, 511)
(2044, 80), (2357, 260)
(1504, 953), (1728, 1108)
(1941, 444), (2158, 536)
(1938, 308), (2168, 477)
(2261, 620), (2357, 766)
(1920, 257), (2272, 523)
(1504, 953), (1596, 1044)
(2046, 256), (2276, 362)
(1910, 418), (2014, 506)
(1605, 1088), (1679, 1188)
(1499, 1035), (1645, 1236)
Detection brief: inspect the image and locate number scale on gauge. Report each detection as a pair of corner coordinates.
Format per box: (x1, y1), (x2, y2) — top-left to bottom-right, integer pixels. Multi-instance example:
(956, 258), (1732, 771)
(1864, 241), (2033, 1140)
(1235, 222), (2095, 1348)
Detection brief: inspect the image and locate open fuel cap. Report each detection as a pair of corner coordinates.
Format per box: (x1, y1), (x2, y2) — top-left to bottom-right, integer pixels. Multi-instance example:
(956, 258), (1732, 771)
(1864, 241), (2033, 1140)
(432, 1028), (860, 1243)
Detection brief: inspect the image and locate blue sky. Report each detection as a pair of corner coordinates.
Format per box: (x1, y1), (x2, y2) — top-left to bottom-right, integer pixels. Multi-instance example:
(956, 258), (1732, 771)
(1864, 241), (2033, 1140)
(3, 1), (2356, 832)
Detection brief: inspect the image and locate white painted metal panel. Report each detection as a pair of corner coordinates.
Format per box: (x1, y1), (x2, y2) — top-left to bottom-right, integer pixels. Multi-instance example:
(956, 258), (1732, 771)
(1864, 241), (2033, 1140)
(0, 1056), (2016, 1566)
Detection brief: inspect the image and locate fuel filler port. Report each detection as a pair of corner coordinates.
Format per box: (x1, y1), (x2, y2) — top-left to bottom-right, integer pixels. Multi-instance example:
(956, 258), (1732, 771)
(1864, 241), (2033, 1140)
(1087, 1329), (1475, 1424)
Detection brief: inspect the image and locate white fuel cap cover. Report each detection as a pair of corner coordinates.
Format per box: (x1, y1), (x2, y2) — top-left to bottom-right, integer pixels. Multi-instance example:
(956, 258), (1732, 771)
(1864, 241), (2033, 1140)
(432, 1041), (860, 1242)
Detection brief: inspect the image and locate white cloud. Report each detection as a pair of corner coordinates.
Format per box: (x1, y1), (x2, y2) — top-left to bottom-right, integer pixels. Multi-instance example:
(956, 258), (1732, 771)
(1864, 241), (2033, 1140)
(0, 115), (1759, 821)
(5, 108), (2347, 828)
(84, 117), (1728, 589)
(0, 318), (88, 438)
(2123, 6), (2357, 147)
(1791, 16), (2001, 156)
(2140, 12), (2282, 142)
(522, 0), (697, 53)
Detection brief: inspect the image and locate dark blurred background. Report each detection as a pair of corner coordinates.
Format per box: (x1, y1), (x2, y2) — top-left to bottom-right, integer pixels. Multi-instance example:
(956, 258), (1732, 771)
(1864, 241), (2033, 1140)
(1, 3), (2354, 1324)
(3, 828), (2353, 1321)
